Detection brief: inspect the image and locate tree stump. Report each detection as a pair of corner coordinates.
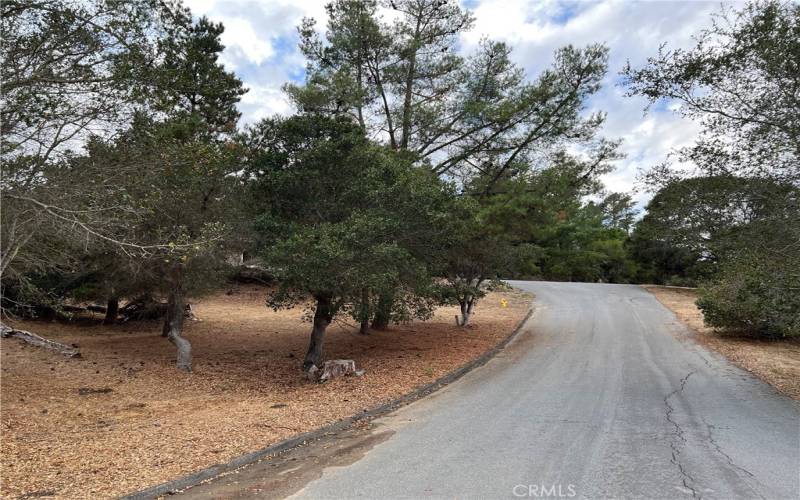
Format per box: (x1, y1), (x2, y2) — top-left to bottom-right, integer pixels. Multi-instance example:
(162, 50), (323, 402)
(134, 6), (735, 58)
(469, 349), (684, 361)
(306, 359), (366, 383)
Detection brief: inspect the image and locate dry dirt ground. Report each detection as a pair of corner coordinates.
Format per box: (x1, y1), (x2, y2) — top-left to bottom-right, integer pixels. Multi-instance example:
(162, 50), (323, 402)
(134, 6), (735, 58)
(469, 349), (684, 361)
(644, 285), (800, 400)
(0, 285), (531, 499)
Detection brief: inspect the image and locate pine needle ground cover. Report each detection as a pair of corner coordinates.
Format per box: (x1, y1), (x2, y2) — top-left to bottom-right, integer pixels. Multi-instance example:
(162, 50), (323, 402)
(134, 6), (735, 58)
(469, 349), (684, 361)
(0, 284), (531, 498)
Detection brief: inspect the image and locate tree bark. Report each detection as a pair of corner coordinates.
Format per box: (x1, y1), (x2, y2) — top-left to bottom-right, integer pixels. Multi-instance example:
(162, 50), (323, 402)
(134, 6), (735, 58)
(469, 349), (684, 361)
(457, 296), (475, 327)
(371, 291), (393, 330)
(303, 295), (333, 372)
(161, 293), (174, 337)
(103, 296), (119, 325)
(369, 61), (397, 148)
(164, 262), (192, 372)
(358, 288), (370, 335)
(400, 14), (421, 149)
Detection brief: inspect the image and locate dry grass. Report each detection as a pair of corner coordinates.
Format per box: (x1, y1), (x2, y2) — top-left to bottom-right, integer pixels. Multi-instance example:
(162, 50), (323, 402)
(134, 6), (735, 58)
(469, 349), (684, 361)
(0, 285), (531, 499)
(644, 285), (800, 400)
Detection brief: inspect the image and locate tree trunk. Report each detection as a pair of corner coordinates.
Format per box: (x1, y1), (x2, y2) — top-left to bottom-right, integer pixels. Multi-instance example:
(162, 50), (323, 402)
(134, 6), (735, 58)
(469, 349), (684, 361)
(103, 297), (119, 325)
(161, 293), (174, 337)
(457, 296), (474, 327)
(400, 16), (421, 149)
(371, 291), (393, 330)
(359, 288), (370, 335)
(164, 262), (192, 372)
(369, 62), (396, 148)
(303, 295), (333, 372)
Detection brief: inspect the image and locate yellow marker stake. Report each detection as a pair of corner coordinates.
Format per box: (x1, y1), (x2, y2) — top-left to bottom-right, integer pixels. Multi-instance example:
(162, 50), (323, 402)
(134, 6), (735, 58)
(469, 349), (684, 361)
(500, 298), (508, 308)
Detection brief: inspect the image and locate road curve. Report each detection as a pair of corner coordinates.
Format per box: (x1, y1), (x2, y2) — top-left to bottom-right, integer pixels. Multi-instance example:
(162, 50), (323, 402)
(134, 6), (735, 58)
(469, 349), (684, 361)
(183, 282), (800, 499)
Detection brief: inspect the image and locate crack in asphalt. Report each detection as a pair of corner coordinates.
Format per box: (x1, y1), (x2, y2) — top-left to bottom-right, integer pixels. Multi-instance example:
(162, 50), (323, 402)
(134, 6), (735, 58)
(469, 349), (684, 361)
(664, 371), (699, 498)
(691, 347), (715, 371)
(664, 371), (771, 500)
(702, 417), (766, 500)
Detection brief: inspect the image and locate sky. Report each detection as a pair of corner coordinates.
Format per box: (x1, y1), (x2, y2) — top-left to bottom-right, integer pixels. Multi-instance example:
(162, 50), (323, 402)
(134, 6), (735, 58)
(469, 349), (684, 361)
(183, 0), (731, 209)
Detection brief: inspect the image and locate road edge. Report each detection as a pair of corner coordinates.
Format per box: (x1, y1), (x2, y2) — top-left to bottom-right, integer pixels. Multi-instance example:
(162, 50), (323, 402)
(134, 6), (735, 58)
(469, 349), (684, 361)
(121, 304), (535, 499)
(642, 284), (800, 401)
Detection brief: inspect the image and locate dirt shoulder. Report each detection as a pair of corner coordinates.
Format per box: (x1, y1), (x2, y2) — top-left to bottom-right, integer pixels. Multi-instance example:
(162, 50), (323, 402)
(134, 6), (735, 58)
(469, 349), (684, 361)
(644, 285), (800, 400)
(0, 285), (531, 499)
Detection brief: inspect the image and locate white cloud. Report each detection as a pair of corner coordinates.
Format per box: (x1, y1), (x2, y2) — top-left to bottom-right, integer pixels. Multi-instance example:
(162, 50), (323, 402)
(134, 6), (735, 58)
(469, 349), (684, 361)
(218, 17), (274, 66)
(239, 85), (294, 122)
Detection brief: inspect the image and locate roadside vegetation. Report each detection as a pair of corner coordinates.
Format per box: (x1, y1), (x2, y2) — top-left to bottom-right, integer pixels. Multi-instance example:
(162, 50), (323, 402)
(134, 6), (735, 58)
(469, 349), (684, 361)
(624, 0), (799, 339)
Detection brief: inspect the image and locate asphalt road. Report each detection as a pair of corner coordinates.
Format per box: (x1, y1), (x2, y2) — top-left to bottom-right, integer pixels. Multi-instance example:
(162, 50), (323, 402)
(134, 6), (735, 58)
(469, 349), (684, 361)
(284, 282), (800, 499)
(183, 282), (800, 499)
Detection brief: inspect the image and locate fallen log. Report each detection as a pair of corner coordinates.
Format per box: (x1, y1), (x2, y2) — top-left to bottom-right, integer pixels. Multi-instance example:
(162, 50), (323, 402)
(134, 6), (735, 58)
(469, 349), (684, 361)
(61, 305), (88, 313)
(119, 297), (167, 321)
(231, 264), (275, 284)
(0, 323), (80, 358)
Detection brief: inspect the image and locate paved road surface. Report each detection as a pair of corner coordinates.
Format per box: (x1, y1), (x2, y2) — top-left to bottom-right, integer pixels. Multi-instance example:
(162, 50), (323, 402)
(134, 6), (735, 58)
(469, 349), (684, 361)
(188, 282), (800, 499)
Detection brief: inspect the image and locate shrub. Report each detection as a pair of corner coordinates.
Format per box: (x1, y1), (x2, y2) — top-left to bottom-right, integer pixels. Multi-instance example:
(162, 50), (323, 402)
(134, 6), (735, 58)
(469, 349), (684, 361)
(696, 250), (800, 338)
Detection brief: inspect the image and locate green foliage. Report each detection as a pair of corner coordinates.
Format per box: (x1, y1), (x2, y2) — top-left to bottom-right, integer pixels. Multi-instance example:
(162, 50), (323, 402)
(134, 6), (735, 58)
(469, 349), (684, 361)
(1, 0), (168, 160)
(284, 0), (623, 327)
(246, 115), (454, 323)
(1, 2), (248, 319)
(697, 248), (800, 338)
(99, 116), (243, 290)
(626, 1), (800, 337)
(624, 0), (799, 185)
(291, 0), (617, 189)
(439, 196), (511, 318)
(475, 154), (638, 283)
(1, 0), (177, 311)
(150, 14), (247, 138)
(631, 176), (761, 284)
